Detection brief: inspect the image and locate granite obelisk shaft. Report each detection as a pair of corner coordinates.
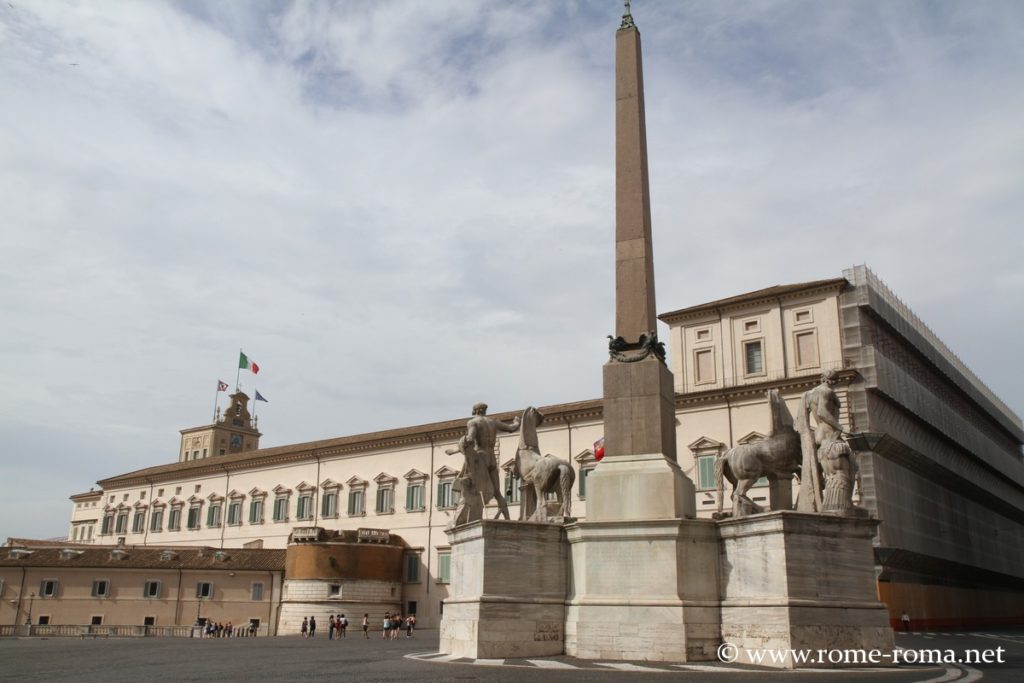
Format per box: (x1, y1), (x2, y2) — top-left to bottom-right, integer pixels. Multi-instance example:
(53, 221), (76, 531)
(615, 25), (658, 342)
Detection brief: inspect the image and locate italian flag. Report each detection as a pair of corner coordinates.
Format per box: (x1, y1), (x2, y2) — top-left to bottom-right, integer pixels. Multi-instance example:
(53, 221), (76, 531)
(239, 351), (260, 374)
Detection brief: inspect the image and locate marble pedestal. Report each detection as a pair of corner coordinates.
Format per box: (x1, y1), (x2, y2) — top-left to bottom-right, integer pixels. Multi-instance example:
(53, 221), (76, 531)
(718, 511), (894, 669)
(564, 519), (721, 661)
(439, 520), (567, 659)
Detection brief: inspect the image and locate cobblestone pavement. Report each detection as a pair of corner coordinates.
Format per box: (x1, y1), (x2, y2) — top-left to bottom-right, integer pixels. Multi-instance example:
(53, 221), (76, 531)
(1, 629), (1021, 682)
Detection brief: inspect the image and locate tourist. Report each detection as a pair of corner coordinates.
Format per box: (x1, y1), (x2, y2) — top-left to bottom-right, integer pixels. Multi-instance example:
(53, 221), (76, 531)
(391, 615), (402, 640)
(362, 613), (369, 638)
(328, 614), (335, 640)
(406, 614), (415, 638)
(382, 612), (391, 639)
(338, 614), (347, 638)
(300, 616), (308, 638)
(309, 615), (317, 638)
(901, 611), (911, 631)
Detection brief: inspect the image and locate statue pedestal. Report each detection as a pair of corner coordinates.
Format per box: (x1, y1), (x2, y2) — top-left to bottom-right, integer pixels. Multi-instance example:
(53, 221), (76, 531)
(718, 511), (894, 669)
(564, 519), (721, 661)
(439, 520), (567, 659)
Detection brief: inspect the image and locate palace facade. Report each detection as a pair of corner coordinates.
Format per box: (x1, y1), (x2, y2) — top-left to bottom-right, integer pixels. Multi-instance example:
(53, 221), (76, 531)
(30, 265), (1024, 632)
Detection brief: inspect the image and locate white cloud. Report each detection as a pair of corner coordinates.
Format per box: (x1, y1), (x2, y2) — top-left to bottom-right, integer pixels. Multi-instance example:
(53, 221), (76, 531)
(0, 0), (1021, 540)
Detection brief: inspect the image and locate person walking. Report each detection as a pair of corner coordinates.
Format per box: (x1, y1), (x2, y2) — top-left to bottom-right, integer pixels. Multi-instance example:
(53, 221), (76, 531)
(406, 614), (415, 638)
(309, 615), (317, 638)
(362, 613), (369, 638)
(901, 611), (911, 631)
(300, 617), (308, 639)
(338, 614), (348, 638)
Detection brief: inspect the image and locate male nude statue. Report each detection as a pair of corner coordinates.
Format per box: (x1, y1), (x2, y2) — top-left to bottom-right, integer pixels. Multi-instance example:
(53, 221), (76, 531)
(801, 369), (857, 511)
(464, 402), (518, 520)
(803, 369), (844, 442)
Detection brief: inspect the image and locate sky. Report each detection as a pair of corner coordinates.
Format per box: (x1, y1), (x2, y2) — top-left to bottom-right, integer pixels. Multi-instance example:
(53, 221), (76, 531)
(1, 0), (1022, 541)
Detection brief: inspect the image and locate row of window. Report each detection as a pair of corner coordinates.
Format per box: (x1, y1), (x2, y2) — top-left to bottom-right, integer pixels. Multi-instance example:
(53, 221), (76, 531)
(35, 579), (264, 601)
(692, 331), (822, 385)
(100, 471), (599, 536)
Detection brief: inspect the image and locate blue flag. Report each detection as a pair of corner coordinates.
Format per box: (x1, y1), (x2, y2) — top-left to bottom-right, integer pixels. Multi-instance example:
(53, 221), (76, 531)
(254, 390), (268, 403)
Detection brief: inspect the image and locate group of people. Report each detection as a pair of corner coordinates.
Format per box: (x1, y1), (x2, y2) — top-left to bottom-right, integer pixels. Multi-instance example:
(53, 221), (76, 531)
(382, 612), (415, 639)
(299, 613), (415, 639)
(200, 620), (257, 637)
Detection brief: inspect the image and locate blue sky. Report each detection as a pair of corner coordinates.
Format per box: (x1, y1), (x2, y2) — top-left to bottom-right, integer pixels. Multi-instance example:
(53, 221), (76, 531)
(1, 0), (1022, 541)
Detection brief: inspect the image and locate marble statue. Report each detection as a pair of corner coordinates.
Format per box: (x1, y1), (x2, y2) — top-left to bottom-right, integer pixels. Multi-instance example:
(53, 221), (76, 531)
(716, 390), (802, 517)
(796, 369), (859, 513)
(515, 406), (576, 522)
(444, 403), (517, 526)
(444, 436), (487, 527)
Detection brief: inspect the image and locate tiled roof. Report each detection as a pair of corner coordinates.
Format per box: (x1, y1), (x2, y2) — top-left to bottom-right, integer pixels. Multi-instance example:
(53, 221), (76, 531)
(96, 397), (603, 488)
(658, 278), (848, 322)
(0, 542), (285, 571)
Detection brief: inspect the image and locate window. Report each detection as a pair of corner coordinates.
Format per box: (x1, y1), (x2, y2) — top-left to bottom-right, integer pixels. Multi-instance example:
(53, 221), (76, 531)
(695, 327), (712, 342)
(90, 615), (103, 625)
(437, 552), (451, 583)
(296, 493), (313, 520)
(405, 483), (424, 511)
(743, 319), (761, 334)
(251, 583), (264, 601)
(249, 498), (264, 524)
(132, 511), (145, 533)
(206, 503), (222, 528)
(91, 580), (109, 598)
(187, 506), (201, 530)
(37, 615), (50, 625)
(227, 501), (241, 526)
(168, 507), (182, 531)
(578, 468), (594, 498)
(405, 553), (421, 583)
(115, 511), (128, 534)
(321, 491), (337, 518)
(504, 471), (521, 504)
(149, 509), (163, 532)
(157, 489), (164, 497)
(328, 584), (341, 597)
(697, 455), (717, 490)
(144, 581), (161, 599)
(437, 481), (458, 509)
(744, 340), (764, 375)
(196, 582), (213, 599)
(347, 490), (365, 516)
(39, 579), (59, 597)
(695, 348), (715, 384)
(101, 514), (113, 535)
(144, 616), (156, 626)
(273, 497), (288, 522)
(794, 308), (813, 324)
(795, 330), (819, 369)
(375, 487), (394, 514)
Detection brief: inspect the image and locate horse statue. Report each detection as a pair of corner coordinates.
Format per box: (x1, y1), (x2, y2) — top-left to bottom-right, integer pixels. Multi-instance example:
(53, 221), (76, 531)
(515, 406), (576, 523)
(715, 390), (801, 517)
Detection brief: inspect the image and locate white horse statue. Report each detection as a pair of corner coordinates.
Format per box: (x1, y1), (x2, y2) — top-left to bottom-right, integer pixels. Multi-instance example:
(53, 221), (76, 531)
(515, 406), (576, 523)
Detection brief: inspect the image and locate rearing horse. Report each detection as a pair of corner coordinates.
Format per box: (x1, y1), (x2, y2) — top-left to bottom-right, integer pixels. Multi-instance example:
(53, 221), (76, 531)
(516, 406), (576, 522)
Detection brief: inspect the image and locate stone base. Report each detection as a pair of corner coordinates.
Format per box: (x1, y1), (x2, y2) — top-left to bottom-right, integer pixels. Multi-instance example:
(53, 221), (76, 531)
(439, 520), (567, 659)
(564, 519), (720, 661)
(718, 511), (894, 668)
(586, 453), (696, 520)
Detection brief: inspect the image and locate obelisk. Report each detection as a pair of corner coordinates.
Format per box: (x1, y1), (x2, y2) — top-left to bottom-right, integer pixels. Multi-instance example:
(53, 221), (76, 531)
(587, 2), (695, 521)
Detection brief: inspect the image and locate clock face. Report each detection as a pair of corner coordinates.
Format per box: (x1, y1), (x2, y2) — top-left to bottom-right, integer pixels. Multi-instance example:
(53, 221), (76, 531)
(230, 435), (242, 449)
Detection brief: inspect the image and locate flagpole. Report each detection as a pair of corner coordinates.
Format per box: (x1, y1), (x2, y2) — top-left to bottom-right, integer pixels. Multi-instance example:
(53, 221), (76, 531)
(212, 384), (219, 423)
(235, 348), (242, 393)
(252, 391), (259, 423)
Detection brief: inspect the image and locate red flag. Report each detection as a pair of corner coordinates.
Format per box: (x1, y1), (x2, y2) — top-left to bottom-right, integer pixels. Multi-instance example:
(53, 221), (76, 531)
(594, 437), (605, 461)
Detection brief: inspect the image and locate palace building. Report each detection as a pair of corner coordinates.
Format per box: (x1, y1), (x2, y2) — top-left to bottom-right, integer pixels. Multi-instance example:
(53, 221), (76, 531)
(5, 265), (1019, 634)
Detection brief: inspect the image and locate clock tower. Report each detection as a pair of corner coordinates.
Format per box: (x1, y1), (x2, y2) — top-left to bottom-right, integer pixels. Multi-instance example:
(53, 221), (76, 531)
(178, 392), (262, 462)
